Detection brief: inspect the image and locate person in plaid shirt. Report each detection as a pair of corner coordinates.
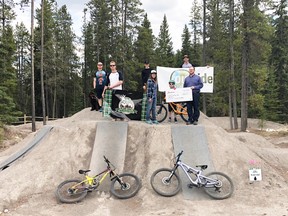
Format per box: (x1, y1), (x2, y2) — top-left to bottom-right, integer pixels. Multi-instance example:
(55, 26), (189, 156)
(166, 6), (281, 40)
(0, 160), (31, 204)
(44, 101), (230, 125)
(146, 70), (158, 124)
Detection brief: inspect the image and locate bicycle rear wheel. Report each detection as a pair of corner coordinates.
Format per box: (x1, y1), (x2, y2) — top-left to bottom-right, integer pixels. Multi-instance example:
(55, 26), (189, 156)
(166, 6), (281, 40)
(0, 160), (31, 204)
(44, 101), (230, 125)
(110, 173), (141, 199)
(156, 104), (167, 123)
(150, 168), (181, 197)
(55, 179), (88, 203)
(180, 104), (189, 122)
(203, 172), (234, 200)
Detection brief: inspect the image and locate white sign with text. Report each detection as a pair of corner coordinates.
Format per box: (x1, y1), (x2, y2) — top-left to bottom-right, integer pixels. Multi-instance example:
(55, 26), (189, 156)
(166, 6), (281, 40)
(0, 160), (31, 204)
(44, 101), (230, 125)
(157, 66), (214, 93)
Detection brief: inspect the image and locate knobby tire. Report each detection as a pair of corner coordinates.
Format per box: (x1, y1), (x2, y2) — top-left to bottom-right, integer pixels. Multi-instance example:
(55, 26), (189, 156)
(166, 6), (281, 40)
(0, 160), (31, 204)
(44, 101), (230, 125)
(55, 179), (88, 203)
(180, 104), (189, 122)
(150, 168), (181, 197)
(203, 172), (234, 200)
(110, 173), (141, 199)
(156, 104), (167, 123)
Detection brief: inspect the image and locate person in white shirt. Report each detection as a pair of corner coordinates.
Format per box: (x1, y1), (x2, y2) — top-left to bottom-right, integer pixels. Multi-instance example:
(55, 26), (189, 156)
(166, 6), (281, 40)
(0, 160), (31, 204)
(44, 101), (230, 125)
(102, 61), (124, 97)
(182, 54), (193, 68)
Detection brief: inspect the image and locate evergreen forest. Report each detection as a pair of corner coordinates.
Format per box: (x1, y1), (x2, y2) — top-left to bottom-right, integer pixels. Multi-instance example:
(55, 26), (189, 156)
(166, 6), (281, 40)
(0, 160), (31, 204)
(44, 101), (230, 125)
(0, 0), (288, 133)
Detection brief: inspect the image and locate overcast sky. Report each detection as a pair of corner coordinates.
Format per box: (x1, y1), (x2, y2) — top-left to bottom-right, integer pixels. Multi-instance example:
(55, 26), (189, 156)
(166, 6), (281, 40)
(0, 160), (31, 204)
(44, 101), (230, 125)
(15, 0), (194, 52)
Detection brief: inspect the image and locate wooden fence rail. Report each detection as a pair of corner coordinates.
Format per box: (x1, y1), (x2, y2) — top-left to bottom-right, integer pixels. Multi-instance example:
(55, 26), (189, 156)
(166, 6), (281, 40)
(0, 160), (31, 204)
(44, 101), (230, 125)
(12, 114), (59, 125)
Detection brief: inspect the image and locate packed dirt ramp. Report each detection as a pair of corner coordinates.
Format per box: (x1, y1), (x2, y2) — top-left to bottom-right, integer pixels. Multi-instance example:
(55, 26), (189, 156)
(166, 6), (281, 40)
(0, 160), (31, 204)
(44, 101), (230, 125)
(0, 108), (287, 215)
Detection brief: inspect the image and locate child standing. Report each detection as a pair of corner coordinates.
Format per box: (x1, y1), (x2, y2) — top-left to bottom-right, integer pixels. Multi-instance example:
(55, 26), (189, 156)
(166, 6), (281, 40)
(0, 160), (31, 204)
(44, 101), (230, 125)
(146, 70), (158, 124)
(168, 80), (178, 123)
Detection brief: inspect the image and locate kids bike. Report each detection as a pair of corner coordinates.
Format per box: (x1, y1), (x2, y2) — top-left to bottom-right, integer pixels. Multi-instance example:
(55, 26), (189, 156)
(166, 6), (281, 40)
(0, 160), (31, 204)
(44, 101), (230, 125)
(56, 156), (141, 203)
(150, 151), (234, 200)
(156, 100), (189, 123)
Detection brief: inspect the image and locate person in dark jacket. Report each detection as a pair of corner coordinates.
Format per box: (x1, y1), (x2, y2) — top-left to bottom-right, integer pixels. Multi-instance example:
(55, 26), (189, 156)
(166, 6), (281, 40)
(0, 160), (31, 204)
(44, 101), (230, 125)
(141, 60), (152, 92)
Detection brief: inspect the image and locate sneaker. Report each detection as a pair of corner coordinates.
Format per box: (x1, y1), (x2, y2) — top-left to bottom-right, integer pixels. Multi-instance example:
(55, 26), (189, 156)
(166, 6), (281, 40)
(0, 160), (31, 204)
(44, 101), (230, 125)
(186, 121), (193, 125)
(174, 118), (178, 123)
(168, 117), (171, 123)
(99, 107), (103, 112)
(193, 121), (198, 125)
(152, 120), (159, 124)
(146, 120), (153, 124)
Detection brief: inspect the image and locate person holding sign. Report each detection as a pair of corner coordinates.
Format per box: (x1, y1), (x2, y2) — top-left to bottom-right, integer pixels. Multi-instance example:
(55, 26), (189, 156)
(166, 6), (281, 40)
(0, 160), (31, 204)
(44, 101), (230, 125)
(167, 80), (178, 123)
(183, 66), (203, 125)
(146, 70), (158, 124)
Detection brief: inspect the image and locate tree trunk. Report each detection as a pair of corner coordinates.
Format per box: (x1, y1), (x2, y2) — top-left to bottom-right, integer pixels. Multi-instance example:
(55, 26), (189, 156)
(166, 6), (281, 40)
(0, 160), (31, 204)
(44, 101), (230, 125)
(229, 0), (238, 129)
(41, 0), (46, 125)
(31, 0), (36, 131)
(202, 0), (207, 115)
(240, 0), (250, 132)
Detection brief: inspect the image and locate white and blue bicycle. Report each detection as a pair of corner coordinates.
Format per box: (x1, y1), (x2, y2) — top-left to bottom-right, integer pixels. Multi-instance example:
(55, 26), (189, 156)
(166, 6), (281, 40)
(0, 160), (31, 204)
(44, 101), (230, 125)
(150, 151), (234, 200)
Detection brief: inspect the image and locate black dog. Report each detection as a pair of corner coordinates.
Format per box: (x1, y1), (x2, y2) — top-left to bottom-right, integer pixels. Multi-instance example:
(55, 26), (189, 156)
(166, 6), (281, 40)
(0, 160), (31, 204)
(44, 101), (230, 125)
(89, 91), (99, 111)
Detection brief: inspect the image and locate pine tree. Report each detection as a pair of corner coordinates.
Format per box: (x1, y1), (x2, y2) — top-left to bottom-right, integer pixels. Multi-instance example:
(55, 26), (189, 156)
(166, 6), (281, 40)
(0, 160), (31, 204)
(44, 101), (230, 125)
(0, 25), (20, 123)
(155, 15), (174, 67)
(14, 23), (31, 113)
(181, 24), (192, 61)
(189, 0), (202, 67)
(134, 13), (154, 64)
(270, 0), (288, 122)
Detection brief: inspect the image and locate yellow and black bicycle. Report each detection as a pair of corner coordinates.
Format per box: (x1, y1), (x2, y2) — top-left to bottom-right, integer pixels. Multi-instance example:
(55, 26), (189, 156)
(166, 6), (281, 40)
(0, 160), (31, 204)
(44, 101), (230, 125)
(55, 156), (141, 203)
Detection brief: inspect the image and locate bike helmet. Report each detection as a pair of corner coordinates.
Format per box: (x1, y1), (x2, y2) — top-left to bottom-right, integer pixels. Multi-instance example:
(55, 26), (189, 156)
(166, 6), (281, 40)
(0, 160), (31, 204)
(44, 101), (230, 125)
(169, 80), (175, 84)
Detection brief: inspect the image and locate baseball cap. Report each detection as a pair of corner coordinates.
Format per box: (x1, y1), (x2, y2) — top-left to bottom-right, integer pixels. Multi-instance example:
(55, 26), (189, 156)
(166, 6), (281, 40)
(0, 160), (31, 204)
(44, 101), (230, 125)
(151, 70), (157, 74)
(169, 80), (175, 84)
(144, 60), (149, 64)
(183, 55), (189, 59)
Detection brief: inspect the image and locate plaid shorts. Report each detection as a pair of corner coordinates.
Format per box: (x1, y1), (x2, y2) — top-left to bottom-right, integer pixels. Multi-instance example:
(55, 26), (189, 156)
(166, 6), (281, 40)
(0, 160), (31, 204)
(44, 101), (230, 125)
(103, 89), (112, 117)
(141, 93), (147, 121)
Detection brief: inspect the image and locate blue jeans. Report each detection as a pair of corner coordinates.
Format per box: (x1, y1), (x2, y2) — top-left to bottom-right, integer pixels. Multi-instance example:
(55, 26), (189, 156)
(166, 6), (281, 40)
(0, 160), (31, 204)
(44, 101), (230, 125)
(146, 98), (157, 121)
(186, 92), (200, 122)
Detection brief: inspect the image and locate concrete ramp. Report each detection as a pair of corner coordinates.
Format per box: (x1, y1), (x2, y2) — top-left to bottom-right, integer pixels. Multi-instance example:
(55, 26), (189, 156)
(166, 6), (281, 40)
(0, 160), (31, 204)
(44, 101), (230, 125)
(89, 121), (128, 191)
(171, 125), (215, 200)
(0, 125), (53, 171)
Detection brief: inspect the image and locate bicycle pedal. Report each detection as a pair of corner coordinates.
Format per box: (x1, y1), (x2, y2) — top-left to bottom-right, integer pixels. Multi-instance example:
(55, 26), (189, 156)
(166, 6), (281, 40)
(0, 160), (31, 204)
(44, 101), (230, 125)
(187, 183), (194, 188)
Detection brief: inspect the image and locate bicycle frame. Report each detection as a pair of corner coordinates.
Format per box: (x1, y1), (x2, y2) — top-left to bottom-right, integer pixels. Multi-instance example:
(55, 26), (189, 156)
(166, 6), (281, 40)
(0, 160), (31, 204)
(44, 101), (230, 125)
(171, 152), (219, 188)
(72, 165), (117, 191)
(168, 102), (187, 115)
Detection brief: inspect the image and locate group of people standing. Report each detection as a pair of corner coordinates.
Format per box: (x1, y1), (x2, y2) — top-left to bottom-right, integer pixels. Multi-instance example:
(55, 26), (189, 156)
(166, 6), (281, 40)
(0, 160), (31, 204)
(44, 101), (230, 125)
(92, 55), (203, 125)
(142, 55), (203, 125)
(93, 61), (123, 112)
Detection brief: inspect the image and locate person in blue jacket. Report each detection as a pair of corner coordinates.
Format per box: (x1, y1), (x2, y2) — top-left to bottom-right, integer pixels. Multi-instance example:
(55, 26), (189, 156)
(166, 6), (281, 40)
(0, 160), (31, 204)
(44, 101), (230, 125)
(183, 66), (203, 125)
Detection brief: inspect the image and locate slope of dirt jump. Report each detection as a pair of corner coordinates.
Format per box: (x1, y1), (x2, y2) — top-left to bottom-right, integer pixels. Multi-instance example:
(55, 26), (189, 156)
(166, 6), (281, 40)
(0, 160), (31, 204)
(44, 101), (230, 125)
(0, 108), (288, 216)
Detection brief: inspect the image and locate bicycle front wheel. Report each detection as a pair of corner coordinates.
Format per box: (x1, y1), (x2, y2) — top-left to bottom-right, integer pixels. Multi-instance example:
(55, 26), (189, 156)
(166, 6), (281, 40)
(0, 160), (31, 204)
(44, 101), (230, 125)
(203, 172), (234, 200)
(110, 173), (141, 199)
(180, 104), (189, 122)
(55, 179), (88, 203)
(150, 168), (181, 197)
(156, 104), (167, 123)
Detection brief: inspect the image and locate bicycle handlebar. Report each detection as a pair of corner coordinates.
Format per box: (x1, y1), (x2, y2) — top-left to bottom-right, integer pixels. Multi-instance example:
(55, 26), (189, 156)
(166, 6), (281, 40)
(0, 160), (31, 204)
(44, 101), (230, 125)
(103, 156), (110, 165)
(175, 151), (183, 162)
(103, 156), (116, 171)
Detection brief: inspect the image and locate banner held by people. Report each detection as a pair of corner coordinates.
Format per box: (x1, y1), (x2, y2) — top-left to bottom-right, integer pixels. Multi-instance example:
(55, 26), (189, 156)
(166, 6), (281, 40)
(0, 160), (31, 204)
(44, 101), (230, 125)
(157, 66), (214, 93)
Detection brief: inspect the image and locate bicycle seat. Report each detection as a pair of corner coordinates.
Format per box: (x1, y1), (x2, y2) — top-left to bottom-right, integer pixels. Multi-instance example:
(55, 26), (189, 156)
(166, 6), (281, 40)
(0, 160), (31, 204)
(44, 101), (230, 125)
(196, 165), (208, 170)
(79, 169), (91, 174)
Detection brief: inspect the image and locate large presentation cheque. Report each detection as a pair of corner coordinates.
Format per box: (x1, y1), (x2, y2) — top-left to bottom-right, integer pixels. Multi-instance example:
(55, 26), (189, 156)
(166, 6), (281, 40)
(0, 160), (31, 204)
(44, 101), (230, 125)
(165, 88), (193, 103)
